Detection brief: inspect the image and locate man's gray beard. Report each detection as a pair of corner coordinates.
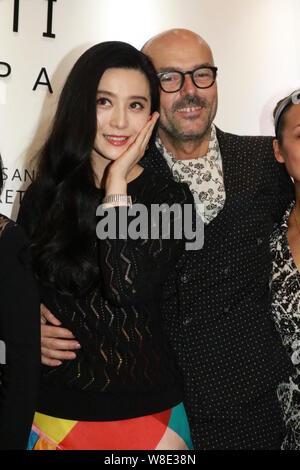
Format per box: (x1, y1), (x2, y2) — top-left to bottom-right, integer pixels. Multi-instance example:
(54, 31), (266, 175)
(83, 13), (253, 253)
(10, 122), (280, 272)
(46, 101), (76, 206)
(159, 119), (212, 143)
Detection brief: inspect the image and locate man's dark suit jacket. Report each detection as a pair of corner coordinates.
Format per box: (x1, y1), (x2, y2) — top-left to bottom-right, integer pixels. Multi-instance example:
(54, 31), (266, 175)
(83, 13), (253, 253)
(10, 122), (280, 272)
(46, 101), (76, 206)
(141, 128), (295, 449)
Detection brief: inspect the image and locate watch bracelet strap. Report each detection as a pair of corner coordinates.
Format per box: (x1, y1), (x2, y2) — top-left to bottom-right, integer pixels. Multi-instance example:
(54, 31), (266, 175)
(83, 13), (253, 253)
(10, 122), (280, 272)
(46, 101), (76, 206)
(102, 194), (132, 207)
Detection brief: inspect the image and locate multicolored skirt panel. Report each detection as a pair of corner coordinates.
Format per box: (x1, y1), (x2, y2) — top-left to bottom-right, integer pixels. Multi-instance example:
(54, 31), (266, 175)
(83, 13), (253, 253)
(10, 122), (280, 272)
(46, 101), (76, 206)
(27, 402), (193, 450)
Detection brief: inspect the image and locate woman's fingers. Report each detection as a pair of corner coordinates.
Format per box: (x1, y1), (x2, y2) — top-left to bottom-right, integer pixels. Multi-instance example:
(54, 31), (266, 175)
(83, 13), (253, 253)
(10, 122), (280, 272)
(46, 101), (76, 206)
(135, 112), (159, 147)
(121, 112), (159, 163)
(141, 112), (159, 148)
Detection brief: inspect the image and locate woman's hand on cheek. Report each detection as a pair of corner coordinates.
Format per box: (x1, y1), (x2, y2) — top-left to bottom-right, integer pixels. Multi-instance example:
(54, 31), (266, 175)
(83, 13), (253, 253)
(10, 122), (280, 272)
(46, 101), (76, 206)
(105, 112), (159, 193)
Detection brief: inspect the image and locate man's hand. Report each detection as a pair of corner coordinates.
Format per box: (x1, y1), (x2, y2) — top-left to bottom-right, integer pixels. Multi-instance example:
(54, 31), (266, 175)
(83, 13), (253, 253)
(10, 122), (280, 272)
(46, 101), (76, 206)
(41, 304), (81, 367)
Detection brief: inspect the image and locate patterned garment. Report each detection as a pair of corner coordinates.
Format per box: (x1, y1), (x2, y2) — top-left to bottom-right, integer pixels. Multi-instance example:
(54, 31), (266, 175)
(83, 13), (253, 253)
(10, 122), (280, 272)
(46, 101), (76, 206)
(270, 201), (300, 450)
(27, 402), (193, 450)
(155, 125), (226, 224)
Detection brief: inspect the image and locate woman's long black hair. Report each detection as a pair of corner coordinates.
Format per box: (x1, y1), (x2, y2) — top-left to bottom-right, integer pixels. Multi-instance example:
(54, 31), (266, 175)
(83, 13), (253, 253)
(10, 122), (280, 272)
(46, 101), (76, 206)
(25, 41), (160, 296)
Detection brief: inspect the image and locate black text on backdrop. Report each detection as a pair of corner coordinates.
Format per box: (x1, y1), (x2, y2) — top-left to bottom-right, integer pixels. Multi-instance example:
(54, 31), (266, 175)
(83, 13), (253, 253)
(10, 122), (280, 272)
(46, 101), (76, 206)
(1, 0), (57, 93)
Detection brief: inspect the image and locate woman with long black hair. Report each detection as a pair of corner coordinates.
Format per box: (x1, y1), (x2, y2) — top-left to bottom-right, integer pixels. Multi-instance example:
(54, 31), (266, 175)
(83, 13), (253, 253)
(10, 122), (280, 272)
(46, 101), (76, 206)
(18, 41), (194, 450)
(0, 156), (40, 449)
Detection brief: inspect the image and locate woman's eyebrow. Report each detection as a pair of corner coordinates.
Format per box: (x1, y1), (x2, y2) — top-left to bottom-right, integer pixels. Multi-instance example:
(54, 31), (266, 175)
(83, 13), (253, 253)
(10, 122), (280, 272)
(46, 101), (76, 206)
(97, 90), (148, 101)
(97, 90), (115, 96)
(129, 95), (149, 102)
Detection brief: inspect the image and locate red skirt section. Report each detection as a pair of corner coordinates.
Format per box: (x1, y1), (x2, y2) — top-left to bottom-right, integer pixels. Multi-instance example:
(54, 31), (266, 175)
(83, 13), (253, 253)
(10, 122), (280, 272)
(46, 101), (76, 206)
(27, 402), (193, 450)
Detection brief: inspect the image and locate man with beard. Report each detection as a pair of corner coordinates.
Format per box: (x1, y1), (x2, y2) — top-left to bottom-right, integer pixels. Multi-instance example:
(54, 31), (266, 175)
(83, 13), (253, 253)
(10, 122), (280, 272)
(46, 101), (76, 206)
(37, 29), (294, 449)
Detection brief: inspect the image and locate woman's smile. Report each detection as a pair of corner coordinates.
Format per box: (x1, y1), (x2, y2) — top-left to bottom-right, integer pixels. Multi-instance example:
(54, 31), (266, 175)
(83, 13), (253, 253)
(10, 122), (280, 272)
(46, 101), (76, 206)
(103, 135), (130, 146)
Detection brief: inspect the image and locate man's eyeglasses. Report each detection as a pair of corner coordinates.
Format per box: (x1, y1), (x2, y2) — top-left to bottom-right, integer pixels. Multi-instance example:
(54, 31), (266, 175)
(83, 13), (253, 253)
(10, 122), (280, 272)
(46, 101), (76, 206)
(157, 66), (218, 93)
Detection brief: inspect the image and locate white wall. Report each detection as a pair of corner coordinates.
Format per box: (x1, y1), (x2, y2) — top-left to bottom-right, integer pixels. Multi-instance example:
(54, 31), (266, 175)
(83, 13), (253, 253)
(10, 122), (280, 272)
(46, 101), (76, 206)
(0, 0), (299, 218)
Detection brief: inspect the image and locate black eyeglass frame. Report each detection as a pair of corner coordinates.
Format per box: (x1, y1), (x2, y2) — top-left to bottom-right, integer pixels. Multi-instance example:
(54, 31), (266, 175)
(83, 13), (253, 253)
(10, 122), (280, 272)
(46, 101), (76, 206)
(157, 66), (218, 93)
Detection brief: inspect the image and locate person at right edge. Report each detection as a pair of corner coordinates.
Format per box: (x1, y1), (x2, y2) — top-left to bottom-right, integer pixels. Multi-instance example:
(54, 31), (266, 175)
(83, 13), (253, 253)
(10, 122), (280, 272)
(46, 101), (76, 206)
(271, 89), (300, 450)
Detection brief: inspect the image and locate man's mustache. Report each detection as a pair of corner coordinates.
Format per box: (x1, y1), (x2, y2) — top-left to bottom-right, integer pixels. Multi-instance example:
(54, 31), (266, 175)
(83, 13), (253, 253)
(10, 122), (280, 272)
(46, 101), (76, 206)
(173, 96), (208, 112)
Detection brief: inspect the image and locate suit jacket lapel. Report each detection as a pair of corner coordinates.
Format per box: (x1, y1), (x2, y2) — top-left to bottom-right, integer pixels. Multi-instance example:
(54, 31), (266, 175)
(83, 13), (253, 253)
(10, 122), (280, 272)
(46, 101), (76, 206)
(216, 127), (255, 223)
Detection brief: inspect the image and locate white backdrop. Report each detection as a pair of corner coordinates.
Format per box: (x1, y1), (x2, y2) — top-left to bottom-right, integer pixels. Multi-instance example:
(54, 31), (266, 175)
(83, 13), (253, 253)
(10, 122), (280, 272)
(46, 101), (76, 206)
(0, 0), (299, 218)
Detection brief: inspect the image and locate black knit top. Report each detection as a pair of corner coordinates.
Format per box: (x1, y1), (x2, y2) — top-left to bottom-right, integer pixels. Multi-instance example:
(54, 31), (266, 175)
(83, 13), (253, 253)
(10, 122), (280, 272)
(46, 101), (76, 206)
(18, 168), (194, 421)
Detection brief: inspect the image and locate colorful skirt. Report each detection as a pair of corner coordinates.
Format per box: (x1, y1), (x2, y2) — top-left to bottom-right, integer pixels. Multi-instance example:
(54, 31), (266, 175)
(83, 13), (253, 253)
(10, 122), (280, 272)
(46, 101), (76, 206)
(27, 402), (193, 450)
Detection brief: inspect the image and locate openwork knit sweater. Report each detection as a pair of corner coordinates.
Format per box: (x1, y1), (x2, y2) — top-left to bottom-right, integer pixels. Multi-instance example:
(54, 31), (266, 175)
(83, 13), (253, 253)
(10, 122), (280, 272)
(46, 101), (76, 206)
(18, 168), (194, 421)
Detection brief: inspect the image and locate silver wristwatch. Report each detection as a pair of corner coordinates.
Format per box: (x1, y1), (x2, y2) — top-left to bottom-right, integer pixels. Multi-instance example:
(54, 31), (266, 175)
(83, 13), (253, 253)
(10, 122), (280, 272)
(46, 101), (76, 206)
(101, 194), (132, 208)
